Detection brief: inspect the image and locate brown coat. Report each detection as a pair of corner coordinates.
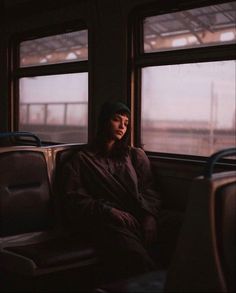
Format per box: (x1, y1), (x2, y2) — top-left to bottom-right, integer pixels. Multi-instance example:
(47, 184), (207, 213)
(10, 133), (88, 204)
(62, 147), (163, 275)
(62, 147), (161, 227)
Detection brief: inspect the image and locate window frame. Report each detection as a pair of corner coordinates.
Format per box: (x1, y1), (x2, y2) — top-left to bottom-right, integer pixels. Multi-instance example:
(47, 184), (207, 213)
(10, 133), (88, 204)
(10, 20), (90, 144)
(130, 0), (236, 162)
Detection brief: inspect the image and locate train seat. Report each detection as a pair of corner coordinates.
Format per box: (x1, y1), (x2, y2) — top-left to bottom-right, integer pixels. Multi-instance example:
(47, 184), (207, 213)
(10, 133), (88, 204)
(51, 144), (87, 232)
(2, 236), (97, 275)
(0, 147), (98, 284)
(165, 148), (236, 292)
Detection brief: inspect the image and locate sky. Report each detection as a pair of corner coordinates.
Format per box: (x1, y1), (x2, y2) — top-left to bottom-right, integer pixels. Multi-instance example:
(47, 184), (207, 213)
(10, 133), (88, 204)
(20, 72), (88, 103)
(142, 60), (236, 128)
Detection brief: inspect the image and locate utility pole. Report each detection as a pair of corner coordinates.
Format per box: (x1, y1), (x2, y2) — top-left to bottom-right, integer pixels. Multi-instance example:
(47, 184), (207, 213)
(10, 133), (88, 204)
(209, 82), (217, 154)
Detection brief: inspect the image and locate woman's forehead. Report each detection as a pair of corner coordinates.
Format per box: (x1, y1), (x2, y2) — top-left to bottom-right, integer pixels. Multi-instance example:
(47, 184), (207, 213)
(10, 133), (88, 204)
(114, 113), (129, 120)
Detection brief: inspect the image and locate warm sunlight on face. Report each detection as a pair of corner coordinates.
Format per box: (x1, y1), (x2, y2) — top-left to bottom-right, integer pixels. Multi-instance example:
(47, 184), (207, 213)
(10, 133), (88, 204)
(109, 113), (129, 141)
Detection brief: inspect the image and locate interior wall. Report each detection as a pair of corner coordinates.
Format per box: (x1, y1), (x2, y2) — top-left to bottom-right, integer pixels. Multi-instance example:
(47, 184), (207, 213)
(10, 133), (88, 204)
(0, 0), (9, 131)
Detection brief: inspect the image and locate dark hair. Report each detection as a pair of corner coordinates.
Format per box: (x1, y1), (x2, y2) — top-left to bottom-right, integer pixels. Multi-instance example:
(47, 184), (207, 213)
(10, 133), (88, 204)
(92, 101), (131, 159)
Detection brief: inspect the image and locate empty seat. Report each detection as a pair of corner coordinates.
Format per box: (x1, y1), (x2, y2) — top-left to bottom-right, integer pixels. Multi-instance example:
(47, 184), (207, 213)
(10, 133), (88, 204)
(165, 148), (236, 292)
(0, 146), (98, 284)
(0, 149), (51, 237)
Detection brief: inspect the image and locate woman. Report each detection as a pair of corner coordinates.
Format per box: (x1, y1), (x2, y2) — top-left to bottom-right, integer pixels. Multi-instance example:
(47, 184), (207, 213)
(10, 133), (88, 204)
(62, 101), (180, 279)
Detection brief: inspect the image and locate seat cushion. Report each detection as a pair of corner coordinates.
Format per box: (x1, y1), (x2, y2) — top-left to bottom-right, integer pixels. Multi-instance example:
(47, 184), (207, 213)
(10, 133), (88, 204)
(1, 236), (98, 275)
(4, 236), (97, 268)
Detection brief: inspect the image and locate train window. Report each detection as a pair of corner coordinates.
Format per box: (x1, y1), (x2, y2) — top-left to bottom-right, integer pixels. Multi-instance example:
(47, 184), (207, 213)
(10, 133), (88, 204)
(20, 30), (88, 67)
(141, 60), (235, 155)
(16, 28), (88, 144)
(143, 3), (236, 53)
(135, 1), (236, 157)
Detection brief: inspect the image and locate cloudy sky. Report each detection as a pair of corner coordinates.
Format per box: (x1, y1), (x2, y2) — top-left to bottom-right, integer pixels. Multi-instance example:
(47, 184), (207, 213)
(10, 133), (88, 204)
(142, 60), (235, 129)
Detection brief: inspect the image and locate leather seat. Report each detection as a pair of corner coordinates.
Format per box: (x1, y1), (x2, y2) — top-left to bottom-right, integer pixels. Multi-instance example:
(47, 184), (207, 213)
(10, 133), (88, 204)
(165, 165), (236, 292)
(2, 236), (97, 276)
(0, 147), (98, 279)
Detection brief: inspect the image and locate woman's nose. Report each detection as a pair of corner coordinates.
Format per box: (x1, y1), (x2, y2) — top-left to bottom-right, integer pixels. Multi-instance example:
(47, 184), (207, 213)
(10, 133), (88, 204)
(119, 122), (125, 129)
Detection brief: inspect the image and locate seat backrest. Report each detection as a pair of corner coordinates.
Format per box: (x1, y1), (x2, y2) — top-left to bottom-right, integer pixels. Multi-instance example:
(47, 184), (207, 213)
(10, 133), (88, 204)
(215, 180), (236, 292)
(0, 131), (42, 147)
(50, 144), (87, 232)
(165, 148), (236, 292)
(0, 148), (52, 237)
(165, 171), (236, 292)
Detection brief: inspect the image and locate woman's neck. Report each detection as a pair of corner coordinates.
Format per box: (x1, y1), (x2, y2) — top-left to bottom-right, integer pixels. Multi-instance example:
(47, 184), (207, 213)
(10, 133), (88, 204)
(107, 139), (115, 151)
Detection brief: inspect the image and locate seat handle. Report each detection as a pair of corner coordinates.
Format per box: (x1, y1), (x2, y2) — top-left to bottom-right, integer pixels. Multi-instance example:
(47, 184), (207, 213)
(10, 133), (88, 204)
(0, 131), (42, 147)
(204, 147), (236, 179)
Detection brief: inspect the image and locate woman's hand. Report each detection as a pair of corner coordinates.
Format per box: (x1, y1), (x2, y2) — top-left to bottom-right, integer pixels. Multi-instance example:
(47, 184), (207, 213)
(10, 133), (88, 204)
(142, 214), (157, 245)
(110, 208), (139, 229)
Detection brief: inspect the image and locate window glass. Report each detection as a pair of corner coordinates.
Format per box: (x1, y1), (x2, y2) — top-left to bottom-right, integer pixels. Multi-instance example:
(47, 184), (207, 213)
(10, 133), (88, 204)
(20, 30), (88, 67)
(141, 60), (236, 156)
(144, 2), (236, 53)
(19, 73), (88, 143)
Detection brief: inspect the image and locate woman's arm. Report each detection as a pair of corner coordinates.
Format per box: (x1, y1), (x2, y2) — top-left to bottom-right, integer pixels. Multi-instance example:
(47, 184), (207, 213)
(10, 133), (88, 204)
(61, 155), (113, 224)
(62, 153), (138, 230)
(132, 147), (162, 218)
(131, 147), (162, 244)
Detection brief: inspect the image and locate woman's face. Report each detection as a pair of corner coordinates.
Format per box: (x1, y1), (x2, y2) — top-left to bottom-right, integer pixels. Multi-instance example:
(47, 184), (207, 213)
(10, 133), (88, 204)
(109, 113), (129, 141)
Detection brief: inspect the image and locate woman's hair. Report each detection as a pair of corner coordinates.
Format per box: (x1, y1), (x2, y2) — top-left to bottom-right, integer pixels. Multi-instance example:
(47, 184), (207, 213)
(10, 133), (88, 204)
(92, 101), (131, 159)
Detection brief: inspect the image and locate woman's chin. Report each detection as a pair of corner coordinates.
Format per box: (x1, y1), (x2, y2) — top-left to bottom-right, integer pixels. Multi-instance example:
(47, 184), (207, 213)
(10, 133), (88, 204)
(114, 135), (123, 141)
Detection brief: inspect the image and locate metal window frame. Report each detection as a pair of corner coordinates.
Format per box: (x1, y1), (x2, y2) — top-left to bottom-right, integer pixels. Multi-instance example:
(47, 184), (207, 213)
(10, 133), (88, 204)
(130, 0), (236, 163)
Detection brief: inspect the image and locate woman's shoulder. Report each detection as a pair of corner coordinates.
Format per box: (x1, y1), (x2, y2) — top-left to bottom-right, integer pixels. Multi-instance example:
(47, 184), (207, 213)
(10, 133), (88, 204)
(130, 146), (146, 156)
(64, 145), (92, 166)
(71, 146), (96, 161)
(129, 146), (149, 164)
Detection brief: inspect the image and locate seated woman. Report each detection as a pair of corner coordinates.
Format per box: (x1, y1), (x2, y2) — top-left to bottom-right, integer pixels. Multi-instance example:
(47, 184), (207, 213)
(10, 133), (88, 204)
(62, 101), (182, 280)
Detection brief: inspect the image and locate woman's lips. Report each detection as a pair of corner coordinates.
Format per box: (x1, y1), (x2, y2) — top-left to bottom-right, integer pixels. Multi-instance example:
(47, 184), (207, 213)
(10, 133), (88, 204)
(116, 131), (123, 135)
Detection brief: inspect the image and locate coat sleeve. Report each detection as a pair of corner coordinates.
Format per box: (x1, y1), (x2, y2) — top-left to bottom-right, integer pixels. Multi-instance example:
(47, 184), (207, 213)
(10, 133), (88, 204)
(61, 154), (113, 225)
(132, 147), (162, 219)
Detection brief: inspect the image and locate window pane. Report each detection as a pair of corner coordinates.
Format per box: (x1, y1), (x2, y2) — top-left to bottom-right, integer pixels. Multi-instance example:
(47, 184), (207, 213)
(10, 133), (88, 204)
(144, 2), (236, 53)
(141, 60), (236, 156)
(19, 73), (88, 143)
(20, 30), (88, 67)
